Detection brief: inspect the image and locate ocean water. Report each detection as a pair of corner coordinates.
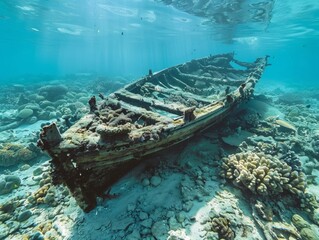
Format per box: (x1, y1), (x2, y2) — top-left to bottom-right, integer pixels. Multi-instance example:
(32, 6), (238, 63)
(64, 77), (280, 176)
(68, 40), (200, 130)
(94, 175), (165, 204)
(1, 1), (319, 239)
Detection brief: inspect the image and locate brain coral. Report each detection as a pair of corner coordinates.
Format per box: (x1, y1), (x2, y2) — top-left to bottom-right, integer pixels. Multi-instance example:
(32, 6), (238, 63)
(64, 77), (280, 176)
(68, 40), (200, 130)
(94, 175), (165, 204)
(220, 152), (306, 197)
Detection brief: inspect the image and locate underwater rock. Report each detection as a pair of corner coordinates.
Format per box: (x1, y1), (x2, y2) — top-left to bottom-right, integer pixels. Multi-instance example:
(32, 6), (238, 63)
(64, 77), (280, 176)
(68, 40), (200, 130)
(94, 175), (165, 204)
(151, 220), (169, 240)
(0, 175), (21, 195)
(19, 164), (31, 171)
(38, 85), (68, 101)
(150, 176), (162, 187)
(303, 162), (316, 175)
(141, 178), (150, 187)
(18, 209), (32, 222)
(0, 224), (10, 240)
(28, 116), (38, 124)
(220, 151), (306, 197)
(33, 167), (44, 176)
(111, 217), (135, 231)
(176, 212), (186, 224)
(17, 108), (33, 119)
(139, 211), (148, 221)
(0, 143), (37, 167)
(168, 216), (180, 231)
(29, 93), (46, 103)
(0, 212), (11, 222)
(39, 100), (54, 108)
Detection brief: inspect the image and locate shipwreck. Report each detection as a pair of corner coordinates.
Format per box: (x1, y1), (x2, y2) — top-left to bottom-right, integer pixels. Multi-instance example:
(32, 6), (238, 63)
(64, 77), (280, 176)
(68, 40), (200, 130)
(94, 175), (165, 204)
(38, 53), (268, 212)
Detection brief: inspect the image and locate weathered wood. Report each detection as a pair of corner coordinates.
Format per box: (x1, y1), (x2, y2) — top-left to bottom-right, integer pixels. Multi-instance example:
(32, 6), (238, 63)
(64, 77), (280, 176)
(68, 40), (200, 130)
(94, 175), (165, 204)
(39, 53), (268, 212)
(115, 90), (185, 115)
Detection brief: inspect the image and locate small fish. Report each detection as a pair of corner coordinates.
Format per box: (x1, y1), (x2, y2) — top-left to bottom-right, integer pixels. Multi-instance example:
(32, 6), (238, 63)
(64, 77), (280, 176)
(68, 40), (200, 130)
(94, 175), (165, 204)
(306, 104), (311, 108)
(275, 119), (297, 133)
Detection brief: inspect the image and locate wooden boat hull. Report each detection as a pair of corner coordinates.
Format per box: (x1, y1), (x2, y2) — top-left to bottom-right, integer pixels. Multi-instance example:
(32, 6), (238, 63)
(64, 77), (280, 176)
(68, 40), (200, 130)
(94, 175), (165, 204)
(38, 53), (268, 211)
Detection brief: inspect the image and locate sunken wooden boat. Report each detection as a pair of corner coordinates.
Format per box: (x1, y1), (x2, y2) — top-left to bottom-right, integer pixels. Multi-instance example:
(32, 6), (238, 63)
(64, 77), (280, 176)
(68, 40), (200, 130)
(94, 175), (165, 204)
(38, 53), (268, 212)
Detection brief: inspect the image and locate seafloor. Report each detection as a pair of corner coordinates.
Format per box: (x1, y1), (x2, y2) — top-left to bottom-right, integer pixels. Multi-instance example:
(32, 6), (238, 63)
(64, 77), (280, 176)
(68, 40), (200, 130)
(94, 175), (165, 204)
(0, 75), (319, 240)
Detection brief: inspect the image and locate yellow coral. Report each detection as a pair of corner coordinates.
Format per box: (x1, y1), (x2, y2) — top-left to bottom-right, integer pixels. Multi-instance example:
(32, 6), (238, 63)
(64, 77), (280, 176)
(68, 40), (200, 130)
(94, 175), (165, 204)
(220, 151), (306, 196)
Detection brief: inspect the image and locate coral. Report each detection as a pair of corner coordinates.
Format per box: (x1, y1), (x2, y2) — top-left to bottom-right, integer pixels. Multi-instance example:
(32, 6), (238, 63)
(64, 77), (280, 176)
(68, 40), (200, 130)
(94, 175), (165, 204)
(211, 216), (235, 240)
(300, 191), (319, 215)
(34, 221), (53, 235)
(291, 214), (310, 230)
(220, 151), (306, 197)
(311, 132), (319, 156)
(109, 113), (133, 126)
(28, 184), (51, 205)
(292, 214), (317, 240)
(300, 228), (318, 240)
(96, 123), (132, 140)
(38, 84), (68, 101)
(0, 143), (37, 167)
(279, 151), (302, 172)
(241, 110), (260, 128)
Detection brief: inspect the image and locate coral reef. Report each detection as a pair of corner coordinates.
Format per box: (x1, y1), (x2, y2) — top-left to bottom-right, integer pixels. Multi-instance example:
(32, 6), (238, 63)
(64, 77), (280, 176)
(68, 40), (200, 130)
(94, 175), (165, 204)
(220, 151), (306, 197)
(211, 216), (235, 240)
(0, 143), (37, 167)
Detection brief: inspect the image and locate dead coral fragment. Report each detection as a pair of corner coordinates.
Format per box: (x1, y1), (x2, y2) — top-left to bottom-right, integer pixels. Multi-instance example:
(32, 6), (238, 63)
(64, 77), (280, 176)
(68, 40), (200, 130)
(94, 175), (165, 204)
(220, 152), (306, 197)
(254, 200), (273, 221)
(28, 184), (51, 205)
(211, 217), (235, 240)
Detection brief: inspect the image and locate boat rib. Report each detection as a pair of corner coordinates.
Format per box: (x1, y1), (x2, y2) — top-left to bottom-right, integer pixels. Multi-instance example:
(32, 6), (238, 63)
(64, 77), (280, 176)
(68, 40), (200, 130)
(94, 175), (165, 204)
(38, 53), (268, 212)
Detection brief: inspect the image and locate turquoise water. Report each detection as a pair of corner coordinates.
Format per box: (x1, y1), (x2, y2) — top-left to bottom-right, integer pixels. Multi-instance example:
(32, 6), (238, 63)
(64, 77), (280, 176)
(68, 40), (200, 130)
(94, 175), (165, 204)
(1, 1), (319, 240)
(1, 0), (318, 85)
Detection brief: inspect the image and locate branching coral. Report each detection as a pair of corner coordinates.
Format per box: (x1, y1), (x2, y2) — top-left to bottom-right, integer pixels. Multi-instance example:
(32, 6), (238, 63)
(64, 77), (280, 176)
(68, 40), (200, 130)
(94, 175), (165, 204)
(220, 152), (306, 197)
